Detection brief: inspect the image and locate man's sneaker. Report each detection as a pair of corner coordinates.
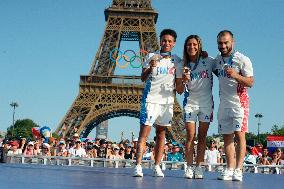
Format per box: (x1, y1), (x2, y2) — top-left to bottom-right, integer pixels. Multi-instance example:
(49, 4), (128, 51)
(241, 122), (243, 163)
(232, 168), (243, 181)
(217, 168), (234, 180)
(133, 164), (143, 177)
(184, 166), (194, 179)
(153, 165), (164, 177)
(194, 166), (204, 179)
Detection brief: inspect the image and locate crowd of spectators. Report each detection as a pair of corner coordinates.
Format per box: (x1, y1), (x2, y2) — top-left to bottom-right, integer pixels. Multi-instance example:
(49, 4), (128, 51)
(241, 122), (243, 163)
(0, 134), (283, 168)
(244, 143), (284, 166)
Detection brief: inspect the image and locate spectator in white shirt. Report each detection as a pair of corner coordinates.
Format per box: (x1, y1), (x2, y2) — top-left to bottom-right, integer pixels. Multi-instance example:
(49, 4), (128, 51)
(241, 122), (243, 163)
(204, 140), (220, 164)
(68, 139), (87, 157)
(7, 141), (22, 155)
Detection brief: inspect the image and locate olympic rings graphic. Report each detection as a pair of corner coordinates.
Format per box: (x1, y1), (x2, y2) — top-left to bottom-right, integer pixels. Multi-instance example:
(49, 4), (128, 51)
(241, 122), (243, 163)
(109, 48), (149, 69)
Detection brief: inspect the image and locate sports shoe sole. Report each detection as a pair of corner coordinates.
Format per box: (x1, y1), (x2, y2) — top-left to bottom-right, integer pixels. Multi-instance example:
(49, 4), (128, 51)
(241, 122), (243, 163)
(218, 177), (232, 181)
(153, 173), (164, 177)
(133, 174), (143, 177)
(184, 175), (194, 179)
(194, 175), (203, 179)
(232, 177), (242, 182)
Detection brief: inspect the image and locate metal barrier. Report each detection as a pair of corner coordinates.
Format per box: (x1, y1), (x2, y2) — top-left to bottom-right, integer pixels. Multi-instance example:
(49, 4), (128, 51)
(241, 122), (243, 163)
(6, 154), (283, 174)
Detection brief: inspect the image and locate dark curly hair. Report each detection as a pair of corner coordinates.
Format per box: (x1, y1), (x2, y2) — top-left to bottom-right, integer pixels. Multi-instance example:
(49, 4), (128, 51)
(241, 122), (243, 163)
(159, 29), (177, 42)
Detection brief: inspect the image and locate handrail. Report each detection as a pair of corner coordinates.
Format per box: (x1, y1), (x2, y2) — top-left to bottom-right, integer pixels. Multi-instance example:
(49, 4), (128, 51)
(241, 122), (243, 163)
(5, 154), (283, 174)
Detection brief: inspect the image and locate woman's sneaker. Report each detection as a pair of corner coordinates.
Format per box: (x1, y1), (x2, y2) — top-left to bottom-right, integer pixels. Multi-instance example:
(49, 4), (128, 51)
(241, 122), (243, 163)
(232, 168), (243, 181)
(184, 166), (194, 179)
(218, 168), (234, 180)
(194, 166), (204, 179)
(133, 164), (143, 177)
(153, 165), (164, 177)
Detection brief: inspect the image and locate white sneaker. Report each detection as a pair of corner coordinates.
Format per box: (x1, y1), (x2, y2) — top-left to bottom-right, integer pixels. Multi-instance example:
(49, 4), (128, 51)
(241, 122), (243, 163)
(184, 166), (194, 179)
(194, 166), (204, 179)
(218, 168), (234, 180)
(133, 164), (143, 177)
(232, 168), (243, 181)
(153, 165), (164, 177)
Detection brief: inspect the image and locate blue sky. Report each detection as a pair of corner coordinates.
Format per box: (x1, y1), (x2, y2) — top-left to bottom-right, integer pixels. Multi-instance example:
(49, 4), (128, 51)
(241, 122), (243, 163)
(1, 0), (283, 142)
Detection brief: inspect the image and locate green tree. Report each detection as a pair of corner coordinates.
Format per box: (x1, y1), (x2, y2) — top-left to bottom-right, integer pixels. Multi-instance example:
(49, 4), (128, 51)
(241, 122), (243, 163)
(259, 133), (270, 147)
(245, 132), (256, 146)
(206, 133), (223, 146)
(245, 132), (256, 140)
(245, 132), (269, 147)
(6, 119), (39, 140)
(271, 124), (284, 136)
(52, 132), (60, 139)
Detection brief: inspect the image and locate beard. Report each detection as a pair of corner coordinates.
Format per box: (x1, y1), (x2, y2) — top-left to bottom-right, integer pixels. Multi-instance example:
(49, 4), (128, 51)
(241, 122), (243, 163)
(219, 45), (233, 56)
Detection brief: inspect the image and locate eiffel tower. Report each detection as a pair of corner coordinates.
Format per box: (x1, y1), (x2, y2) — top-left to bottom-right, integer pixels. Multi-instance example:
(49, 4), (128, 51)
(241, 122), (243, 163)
(55, 0), (185, 142)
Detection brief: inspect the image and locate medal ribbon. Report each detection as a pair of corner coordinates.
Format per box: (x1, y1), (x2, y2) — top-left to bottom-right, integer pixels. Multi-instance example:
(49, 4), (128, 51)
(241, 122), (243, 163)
(160, 51), (171, 57)
(221, 53), (234, 67)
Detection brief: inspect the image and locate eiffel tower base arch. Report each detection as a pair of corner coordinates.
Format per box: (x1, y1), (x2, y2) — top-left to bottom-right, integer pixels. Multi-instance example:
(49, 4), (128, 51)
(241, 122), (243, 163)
(55, 0), (186, 143)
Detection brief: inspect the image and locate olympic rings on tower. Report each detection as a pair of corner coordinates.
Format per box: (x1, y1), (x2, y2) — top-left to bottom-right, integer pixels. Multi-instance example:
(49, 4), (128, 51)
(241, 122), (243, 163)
(109, 48), (148, 69)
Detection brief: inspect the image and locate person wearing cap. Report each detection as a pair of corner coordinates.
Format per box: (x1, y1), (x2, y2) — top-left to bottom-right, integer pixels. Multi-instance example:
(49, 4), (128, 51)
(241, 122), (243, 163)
(68, 139), (86, 158)
(7, 141), (22, 155)
(109, 145), (123, 160)
(23, 141), (35, 156)
(167, 144), (183, 162)
(41, 143), (51, 156)
(72, 133), (80, 142)
(7, 141), (22, 163)
(56, 141), (68, 157)
(97, 139), (108, 158)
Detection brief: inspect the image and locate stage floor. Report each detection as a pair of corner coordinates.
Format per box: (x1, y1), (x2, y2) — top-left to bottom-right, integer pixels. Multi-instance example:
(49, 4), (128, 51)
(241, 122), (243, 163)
(0, 164), (283, 189)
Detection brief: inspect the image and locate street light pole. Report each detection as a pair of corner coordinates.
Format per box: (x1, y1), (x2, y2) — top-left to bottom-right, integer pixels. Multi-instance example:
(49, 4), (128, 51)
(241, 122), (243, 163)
(255, 113), (263, 143)
(131, 131), (134, 142)
(121, 131), (124, 141)
(10, 102), (19, 137)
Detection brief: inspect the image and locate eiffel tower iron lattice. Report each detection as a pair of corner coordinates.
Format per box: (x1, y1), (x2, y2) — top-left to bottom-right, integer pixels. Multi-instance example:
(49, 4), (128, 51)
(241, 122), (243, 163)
(55, 0), (185, 143)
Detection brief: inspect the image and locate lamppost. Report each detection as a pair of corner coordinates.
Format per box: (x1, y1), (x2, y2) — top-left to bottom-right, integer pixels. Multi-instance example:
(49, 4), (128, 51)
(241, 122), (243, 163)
(10, 102), (19, 137)
(255, 113), (263, 143)
(121, 131), (124, 141)
(131, 131), (134, 142)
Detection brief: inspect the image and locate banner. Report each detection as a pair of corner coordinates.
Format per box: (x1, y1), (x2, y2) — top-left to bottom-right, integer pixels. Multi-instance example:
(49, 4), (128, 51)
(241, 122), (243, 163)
(267, 135), (284, 154)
